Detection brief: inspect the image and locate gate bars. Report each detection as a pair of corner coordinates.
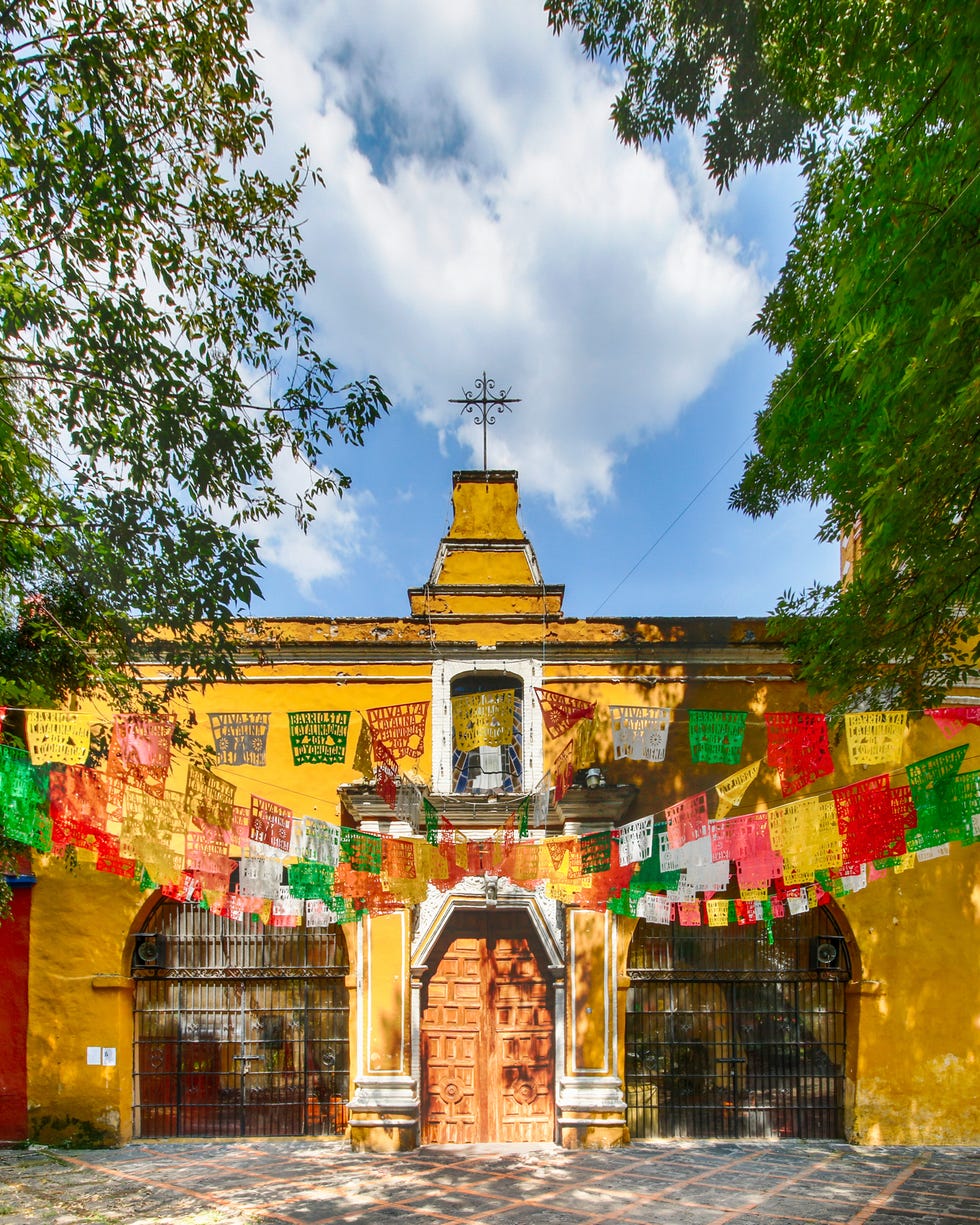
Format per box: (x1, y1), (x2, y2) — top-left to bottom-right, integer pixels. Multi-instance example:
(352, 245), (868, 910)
(133, 901), (350, 1138)
(626, 908), (847, 1139)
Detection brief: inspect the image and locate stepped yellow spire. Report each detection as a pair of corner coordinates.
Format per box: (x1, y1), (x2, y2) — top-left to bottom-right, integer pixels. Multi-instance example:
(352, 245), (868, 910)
(408, 470), (564, 621)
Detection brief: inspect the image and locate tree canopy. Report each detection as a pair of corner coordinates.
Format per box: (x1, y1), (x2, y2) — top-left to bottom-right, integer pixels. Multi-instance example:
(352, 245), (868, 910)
(547, 0), (980, 710)
(0, 0), (388, 718)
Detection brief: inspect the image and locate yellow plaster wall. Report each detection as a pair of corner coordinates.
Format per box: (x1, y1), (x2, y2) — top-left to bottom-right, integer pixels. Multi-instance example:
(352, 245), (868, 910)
(363, 912), (411, 1075)
(23, 661), (434, 1147)
(170, 663), (435, 816)
(447, 473), (524, 540)
(538, 665), (809, 817)
(535, 665), (980, 1144)
(435, 549), (537, 586)
(25, 630), (980, 1147)
(569, 910), (610, 1074)
(19, 472), (980, 1148)
(27, 862), (144, 1146)
(839, 845), (980, 1143)
(158, 628), (979, 1148)
(411, 591), (561, 618)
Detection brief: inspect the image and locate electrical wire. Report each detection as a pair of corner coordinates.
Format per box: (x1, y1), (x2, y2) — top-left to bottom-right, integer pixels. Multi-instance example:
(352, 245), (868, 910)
(590, 160), (980, 616)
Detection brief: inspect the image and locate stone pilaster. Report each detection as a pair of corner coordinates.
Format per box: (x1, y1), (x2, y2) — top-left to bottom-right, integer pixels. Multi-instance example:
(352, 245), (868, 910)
(347, 909), (419, 1151)
(558, 907), (629, 1148)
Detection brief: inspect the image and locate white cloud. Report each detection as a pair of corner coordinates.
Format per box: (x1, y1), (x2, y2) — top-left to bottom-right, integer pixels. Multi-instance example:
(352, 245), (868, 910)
(247, 453), (376, 601)
(248, 0), (766, 554)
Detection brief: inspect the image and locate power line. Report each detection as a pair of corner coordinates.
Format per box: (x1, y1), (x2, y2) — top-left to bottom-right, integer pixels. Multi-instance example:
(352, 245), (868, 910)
(590, 159), (980, 616)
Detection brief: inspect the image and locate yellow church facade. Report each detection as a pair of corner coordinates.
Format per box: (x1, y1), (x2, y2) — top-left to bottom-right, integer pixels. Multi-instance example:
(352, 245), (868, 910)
(2, 469), (978, 1150)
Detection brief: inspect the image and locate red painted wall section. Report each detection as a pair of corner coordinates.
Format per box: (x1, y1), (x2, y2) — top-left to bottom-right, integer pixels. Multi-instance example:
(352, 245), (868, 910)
(0, 882), (32, 1142)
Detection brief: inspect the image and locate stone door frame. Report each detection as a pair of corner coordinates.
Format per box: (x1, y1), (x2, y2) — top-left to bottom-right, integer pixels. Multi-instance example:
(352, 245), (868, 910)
(410, 881), (566, 1142)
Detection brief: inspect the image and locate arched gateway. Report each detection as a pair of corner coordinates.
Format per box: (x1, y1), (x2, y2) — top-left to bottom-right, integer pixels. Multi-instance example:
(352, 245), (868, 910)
(626, 905), (851, 1140)
(132, 898), (350, 1138)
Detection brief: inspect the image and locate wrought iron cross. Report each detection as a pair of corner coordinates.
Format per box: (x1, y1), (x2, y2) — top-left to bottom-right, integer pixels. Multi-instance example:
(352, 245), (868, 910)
(449, 372), (521, 475)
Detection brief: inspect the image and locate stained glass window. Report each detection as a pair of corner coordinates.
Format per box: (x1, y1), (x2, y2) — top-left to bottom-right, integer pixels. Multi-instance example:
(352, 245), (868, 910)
(451, 673), (523, 794)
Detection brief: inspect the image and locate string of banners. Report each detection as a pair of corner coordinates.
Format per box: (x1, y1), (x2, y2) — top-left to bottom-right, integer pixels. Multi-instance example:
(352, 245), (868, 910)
(0, 702), (978, 933)
(19, 698), (974, 779)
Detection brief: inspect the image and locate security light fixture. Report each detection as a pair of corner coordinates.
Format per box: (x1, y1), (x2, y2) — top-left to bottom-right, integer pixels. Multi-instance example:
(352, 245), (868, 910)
(810, 935), (847, 972)
(132, 932), (166, 970)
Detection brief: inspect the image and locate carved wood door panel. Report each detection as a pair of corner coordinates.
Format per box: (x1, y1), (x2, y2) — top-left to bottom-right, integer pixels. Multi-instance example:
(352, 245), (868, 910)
(421, 912), (554, 1143)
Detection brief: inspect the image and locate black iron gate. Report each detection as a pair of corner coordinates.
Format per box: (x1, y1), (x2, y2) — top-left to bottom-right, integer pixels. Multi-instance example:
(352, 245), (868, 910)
(626, 907), (848, 1139)
(133, 900), (350, 1138)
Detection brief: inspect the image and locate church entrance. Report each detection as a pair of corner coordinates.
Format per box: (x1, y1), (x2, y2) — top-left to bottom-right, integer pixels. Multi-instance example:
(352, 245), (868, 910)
(420, 910), (555, 1143)
(626, 906), (849, 1140)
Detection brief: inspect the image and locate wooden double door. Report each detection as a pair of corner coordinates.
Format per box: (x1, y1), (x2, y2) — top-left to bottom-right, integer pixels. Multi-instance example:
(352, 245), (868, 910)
(421, 911), (554, 1143)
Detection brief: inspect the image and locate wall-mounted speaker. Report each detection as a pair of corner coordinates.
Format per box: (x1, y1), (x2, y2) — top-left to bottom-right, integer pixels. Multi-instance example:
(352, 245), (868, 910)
(132, 932), (166, 970)
(810, 935), (846, 972)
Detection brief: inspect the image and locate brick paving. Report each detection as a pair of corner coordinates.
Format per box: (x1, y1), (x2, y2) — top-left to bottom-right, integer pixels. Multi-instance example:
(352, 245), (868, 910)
(1, 1140), (978, 1225)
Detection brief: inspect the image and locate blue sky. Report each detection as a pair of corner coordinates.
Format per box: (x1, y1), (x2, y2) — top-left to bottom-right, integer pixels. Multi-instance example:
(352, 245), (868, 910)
(244, 0), (839, 621)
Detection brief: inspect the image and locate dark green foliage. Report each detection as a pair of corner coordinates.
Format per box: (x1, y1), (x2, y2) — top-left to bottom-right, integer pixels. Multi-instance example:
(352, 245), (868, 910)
(547, 1), (980, 708)
(0, 0), (388, 715)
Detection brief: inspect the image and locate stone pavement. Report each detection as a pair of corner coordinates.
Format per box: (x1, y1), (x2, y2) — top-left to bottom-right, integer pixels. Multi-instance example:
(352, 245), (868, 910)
(1, 1139), (978, 1225)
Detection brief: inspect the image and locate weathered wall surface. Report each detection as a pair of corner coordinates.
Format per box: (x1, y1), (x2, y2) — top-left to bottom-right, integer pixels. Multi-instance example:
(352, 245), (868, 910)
(840, 849), (980, 1143)
(18, 471), (980, 1146)
(27, 864), (143, 1145)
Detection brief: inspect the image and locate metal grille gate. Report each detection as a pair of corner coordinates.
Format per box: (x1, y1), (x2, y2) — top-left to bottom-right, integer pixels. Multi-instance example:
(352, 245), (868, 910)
(133, 901), (350, 1138)
(626, 908), (848, 1140)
